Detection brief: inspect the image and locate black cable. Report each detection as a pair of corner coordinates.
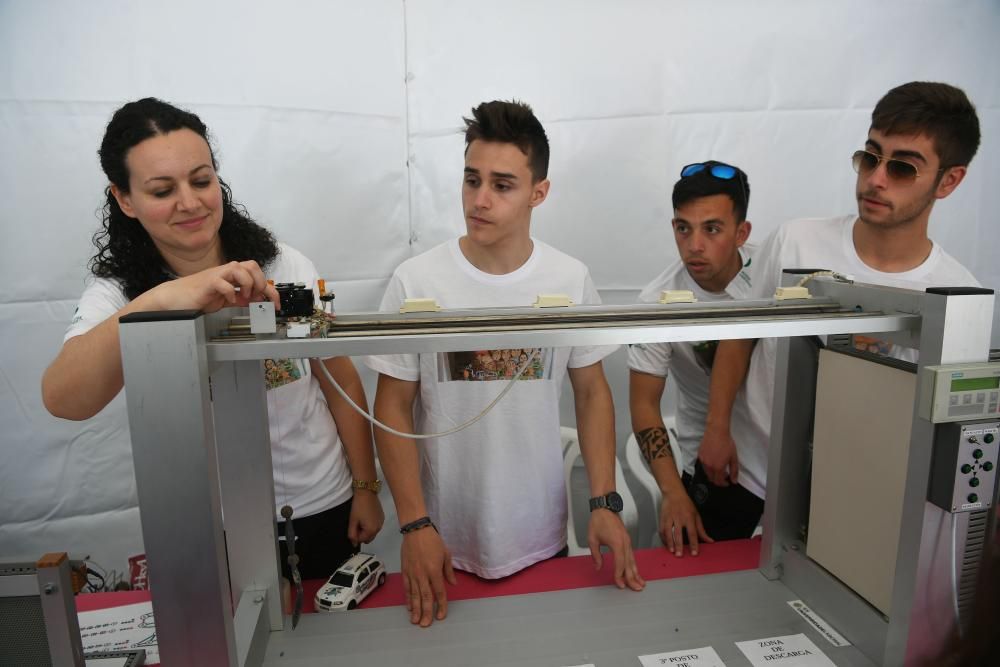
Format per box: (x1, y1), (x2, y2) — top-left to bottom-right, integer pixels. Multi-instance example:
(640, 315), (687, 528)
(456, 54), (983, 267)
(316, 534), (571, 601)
(86, 566), (106, 593)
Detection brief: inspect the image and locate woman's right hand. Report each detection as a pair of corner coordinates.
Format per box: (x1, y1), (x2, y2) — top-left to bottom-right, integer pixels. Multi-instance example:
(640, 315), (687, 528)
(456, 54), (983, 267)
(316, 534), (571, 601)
(143, 260), (280, 313)
(42, 260), (281, 421)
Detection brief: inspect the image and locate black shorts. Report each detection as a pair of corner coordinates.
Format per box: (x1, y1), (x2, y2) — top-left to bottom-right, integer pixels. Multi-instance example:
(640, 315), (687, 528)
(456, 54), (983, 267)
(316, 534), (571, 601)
(276, 496), (358, 581)
(681, 460), (764, 541)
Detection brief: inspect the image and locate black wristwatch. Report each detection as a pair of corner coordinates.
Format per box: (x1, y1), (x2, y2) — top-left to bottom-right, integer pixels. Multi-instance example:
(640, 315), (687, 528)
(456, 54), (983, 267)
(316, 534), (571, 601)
(589, 491), (624, 513)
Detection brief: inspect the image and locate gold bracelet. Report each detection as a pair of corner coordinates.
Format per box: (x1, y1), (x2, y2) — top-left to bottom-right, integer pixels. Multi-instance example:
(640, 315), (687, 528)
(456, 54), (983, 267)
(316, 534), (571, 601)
(352, 478), (382, 493)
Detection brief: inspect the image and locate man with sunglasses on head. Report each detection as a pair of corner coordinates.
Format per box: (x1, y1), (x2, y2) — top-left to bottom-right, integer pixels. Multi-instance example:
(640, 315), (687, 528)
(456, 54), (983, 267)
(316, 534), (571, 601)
(630, 161), (770, 557)
(699, 81), (981, 492)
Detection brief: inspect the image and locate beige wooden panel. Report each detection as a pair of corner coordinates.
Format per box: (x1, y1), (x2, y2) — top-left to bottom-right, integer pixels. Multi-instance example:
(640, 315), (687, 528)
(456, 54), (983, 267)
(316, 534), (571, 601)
(807, 349), (916, 615)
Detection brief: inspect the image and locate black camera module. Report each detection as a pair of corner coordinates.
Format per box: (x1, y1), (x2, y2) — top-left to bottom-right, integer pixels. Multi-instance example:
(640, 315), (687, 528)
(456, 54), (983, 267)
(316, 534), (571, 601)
(275, 282), (314, 318)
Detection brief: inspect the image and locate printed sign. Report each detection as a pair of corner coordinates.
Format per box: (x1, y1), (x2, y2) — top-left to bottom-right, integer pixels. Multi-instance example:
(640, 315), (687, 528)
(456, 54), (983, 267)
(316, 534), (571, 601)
(735, 634), (835, 666)
(78, 601), (158, 664)
(638, 646), (726, 666)
(128, 553), (148, 590)
(786, 601), (850, 647)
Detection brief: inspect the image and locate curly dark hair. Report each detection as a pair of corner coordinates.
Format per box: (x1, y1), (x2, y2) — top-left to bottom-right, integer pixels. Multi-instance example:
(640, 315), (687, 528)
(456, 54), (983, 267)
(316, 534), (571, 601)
(90, 97), (278, 300)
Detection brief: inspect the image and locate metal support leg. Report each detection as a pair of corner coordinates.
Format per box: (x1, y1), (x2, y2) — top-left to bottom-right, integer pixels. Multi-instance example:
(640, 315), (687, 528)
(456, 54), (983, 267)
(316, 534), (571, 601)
(120, 311), (236, 666)
(762, 270), (828, 576)
(213, 360), (283, 638)
(233, 588), (271, 667)
(760, 335), (819, 577)
(36, 553), (85, 666)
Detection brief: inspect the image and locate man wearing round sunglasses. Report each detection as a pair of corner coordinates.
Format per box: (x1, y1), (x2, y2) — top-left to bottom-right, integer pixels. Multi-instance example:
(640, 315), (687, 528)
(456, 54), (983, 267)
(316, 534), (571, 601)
(630, 160), (771, 556)
(699, 81), (982, 491)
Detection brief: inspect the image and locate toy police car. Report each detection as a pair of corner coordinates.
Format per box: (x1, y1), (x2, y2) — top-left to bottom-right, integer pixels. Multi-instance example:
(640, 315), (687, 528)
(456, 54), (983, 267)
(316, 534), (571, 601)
(314, 552), (386, 612)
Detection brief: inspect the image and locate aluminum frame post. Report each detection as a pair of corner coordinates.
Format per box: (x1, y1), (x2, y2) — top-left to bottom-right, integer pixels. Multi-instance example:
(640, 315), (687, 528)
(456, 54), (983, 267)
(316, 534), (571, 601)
(212, 359), (283, 635)
(36, 553), (85, 667)
(120, 310), (237, 666)
(759, 335), (819, 577)
(760, 269), (826, 576)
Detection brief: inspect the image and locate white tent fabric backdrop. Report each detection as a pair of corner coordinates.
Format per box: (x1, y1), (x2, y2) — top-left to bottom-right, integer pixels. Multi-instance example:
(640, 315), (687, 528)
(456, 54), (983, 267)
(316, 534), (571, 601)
(1, 0), (998, 571)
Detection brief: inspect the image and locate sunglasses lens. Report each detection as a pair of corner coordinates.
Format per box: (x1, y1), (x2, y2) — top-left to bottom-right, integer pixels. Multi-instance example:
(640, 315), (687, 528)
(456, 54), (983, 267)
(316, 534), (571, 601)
(886, 159), (918, 180)
(709, 165), (737, 180)
(852, 150), (878, 173)
(680, 163), (706, 178)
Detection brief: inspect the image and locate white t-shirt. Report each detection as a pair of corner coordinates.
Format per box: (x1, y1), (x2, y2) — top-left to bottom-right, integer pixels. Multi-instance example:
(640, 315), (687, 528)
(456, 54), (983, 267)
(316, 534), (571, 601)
(65, 243), (353, 520)
(740, 214), (980, 495)
(753, 214), (980, 311)
(628, 247), (771, 489)
(365, 238), (617, 579)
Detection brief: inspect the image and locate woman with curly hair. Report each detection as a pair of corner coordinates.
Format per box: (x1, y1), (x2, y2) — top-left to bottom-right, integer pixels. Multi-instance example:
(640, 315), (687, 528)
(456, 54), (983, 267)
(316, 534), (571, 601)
(42, 98), (383, 581)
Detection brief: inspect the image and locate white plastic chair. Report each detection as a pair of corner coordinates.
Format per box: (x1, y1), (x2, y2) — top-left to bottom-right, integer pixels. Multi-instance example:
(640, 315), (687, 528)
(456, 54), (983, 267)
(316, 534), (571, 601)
(624, 416), (682, 532)
(561, 426), (639, 556)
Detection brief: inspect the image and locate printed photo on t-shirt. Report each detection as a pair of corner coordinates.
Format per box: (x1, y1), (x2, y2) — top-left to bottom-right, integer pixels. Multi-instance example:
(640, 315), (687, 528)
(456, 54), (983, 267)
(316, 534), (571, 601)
(436, 348), (553, 382)
(264, 358), (304, 390)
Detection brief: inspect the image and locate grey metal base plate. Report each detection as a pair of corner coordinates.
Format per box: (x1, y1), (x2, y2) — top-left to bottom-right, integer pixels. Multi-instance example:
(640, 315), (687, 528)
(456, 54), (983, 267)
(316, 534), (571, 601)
(262, 571), (877, 666)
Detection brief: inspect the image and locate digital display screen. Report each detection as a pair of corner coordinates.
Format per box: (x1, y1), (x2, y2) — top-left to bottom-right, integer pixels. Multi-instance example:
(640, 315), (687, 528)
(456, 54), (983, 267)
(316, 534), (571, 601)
(951, 376), (1000, 392)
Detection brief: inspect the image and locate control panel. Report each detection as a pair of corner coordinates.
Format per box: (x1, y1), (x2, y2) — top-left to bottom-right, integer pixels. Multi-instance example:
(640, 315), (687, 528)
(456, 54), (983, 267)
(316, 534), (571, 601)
(928, 420), (999, 513)
(918, 362), (1000, 423)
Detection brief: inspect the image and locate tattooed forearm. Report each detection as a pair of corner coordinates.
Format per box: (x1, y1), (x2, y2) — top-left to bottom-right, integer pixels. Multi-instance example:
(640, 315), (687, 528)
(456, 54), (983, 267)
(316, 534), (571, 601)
(637, 427), (673, 465)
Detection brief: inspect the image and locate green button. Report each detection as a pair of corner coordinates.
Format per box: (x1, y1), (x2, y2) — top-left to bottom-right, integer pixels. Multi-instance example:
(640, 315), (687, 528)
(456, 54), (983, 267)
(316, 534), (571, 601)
(968, 494), (979, 504)
(970, 477), (980, 487)
(961, 464), (973, 474)
(984, 461), (994, 472)
(973, 449), (984, 459)
(985, 433), (995, 444)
